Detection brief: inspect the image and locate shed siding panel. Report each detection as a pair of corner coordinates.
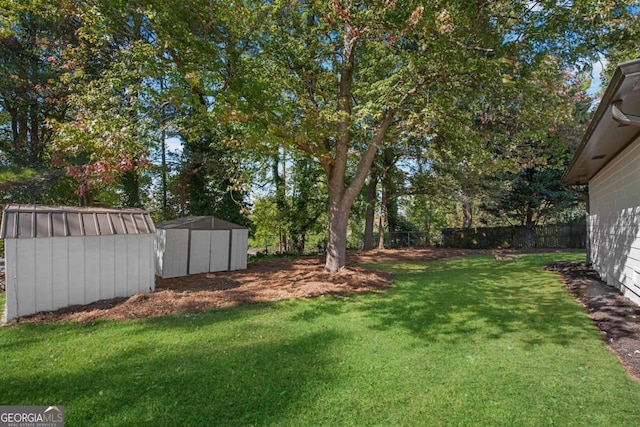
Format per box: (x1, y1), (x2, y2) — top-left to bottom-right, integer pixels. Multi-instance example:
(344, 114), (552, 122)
(126, 236), (139, 295)
(138, 235), (154, 292)
(51, 238), (69, 310)
(230, 229), (248, 270)
(84, 236), (101, 304)
(589, 135), (640, 305)
(4, 240), (18, 320)
(154, 229), (166, 276)
(113, 236), (129, 297)
(100, 235), (116, 300)
(147, 235), (155, 291)
(153, 217), (248, 278)
(68, 238), (85, 305)
(165, 229), (189, 278)
(34, 238), (53, 312)
(210, 230), (230, 272)
(16, 239), (36, 316)
(189, 230), (212, 274)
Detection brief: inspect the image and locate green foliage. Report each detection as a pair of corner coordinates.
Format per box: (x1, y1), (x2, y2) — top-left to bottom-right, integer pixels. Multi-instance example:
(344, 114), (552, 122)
(483, 168), (582, 227)
(0, 0), (632, 249)
(250, 152), (327, 254)
(596, 2), (640, 86)
(4, 253), (640, 425)
(404, 193), (455, 246)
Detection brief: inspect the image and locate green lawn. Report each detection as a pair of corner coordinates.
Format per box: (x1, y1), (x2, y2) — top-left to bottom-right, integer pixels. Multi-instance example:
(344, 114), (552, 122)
(1, 252), (640, 426)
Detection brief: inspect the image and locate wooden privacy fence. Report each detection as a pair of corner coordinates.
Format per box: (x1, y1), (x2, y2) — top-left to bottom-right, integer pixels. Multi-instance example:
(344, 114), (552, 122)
(441, 222), (586, 249)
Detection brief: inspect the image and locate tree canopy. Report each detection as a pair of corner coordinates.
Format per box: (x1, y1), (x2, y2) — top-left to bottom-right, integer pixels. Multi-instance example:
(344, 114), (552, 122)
(1, 0), (637, 270)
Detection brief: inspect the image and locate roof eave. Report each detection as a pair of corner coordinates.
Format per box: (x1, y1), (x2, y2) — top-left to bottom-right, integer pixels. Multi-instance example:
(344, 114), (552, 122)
(562, 58), (640, 186)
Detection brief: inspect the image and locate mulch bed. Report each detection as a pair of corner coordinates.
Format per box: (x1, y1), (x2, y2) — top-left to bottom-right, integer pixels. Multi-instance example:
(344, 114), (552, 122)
(546, 261), (640, 381)
(4, 248), (484, 325)
(3, 248), (639, 381)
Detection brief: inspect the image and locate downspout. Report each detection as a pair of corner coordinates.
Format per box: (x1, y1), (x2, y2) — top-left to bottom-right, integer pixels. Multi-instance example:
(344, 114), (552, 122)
(611, 102), (640, 128)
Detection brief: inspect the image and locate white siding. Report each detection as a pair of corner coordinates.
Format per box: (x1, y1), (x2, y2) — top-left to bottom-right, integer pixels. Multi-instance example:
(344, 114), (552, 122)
(589, 135), (640, 305)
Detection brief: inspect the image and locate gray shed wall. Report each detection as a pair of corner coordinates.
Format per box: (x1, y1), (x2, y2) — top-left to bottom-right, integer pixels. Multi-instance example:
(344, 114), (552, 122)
(154, 219), (248, 278)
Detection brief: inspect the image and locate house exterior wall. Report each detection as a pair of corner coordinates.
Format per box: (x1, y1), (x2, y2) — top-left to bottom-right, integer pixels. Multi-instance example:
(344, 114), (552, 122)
(4, 234), (155, 321)
(589, 135), (640, 305)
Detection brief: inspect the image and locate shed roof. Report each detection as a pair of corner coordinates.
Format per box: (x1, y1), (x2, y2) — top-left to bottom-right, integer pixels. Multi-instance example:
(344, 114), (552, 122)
(0, 204), (156, 239)
(563, 58), (640, 185)
(156, 216), (247, 231)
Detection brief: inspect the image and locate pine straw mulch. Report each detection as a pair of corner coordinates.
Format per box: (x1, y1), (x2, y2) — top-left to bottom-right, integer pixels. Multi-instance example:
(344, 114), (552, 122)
(6, 248), (491, 325)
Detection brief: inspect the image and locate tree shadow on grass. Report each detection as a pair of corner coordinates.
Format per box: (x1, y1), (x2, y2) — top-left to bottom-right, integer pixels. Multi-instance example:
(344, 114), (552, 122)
(0, 313), (341, 426)
(356, 256), (595, 347)
(289, 255), (589, 348)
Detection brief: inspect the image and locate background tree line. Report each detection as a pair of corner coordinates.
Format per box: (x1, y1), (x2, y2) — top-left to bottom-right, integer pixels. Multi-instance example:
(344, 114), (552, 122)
(1, 0), (638, 270)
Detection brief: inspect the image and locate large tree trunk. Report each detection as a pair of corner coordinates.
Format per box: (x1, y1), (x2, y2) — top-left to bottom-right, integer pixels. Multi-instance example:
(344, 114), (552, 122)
(363, 173), (377, 250)
(524, 206), (535, 248)
(325, 187), (350, 272)
(121, 167), (141, 207)
(377, 183), (388, 249)
(462, 198), (473, 228)
(273, 150), (287, 253)
(322, 107), (396, 271)
(424, 218), (431, 247)
(321, 21), (400, 272)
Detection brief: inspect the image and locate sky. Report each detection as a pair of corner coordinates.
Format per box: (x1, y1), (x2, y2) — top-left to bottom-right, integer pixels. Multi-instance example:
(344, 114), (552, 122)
(588, 56), (609, 97)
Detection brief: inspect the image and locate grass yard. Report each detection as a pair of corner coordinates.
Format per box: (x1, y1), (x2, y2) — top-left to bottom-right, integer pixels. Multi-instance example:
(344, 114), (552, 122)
(1, 252), (640, 426)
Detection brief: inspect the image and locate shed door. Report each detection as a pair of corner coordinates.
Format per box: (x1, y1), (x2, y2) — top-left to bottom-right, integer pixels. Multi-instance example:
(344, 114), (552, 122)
(189, 230), (212, 274)
(210, 230), (230, 272)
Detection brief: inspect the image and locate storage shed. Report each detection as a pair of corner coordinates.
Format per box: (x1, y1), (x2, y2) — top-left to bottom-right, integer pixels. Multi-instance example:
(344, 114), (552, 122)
(1, 204), (156, 322)
(155, 216), (248, 278)
(563, 58), (640, 306)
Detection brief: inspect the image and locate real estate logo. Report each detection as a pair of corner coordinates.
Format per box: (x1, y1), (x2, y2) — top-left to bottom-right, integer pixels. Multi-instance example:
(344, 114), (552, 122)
(0, 406), (64, 427)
